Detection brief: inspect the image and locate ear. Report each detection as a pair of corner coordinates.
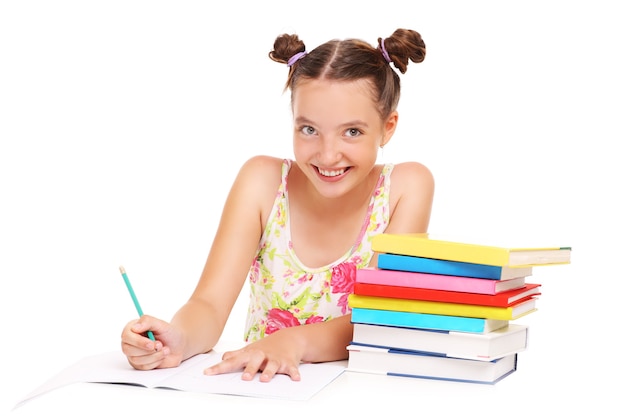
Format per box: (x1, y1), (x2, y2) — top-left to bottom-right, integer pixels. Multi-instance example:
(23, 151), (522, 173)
(381, 111), (399, 147)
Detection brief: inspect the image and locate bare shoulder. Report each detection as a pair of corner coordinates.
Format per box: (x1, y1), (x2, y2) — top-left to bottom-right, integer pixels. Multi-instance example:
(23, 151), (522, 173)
(232, 155), (285, 199)
(387, 161), (435, 233)
(238, 155), (285, 178)
(391, 161), (435, 192)
(230, 155), (285, 222)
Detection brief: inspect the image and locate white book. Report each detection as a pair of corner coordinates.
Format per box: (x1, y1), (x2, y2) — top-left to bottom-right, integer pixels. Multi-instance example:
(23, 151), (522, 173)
(347, 344), (517, 384)
(352, 323), (529, 361)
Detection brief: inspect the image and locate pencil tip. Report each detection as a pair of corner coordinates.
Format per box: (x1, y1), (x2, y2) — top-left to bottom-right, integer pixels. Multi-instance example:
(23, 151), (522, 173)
(119, 266), (125, 274)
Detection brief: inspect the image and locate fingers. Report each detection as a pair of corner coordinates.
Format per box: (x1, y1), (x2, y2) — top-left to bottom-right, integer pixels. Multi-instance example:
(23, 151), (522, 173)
(203, 350), (248, 377)
(242, 351), (265, 381)
(204, 349), (301, 382)
(121, 316), (170, 370)
(258, 359), (282, 382)
(124, 346), (171, 370)
(284, 364), (301, 382)
(121, 319), (159, 352)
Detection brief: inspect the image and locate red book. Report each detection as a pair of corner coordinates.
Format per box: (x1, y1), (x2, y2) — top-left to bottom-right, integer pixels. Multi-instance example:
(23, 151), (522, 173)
(353, 282), (541, 307)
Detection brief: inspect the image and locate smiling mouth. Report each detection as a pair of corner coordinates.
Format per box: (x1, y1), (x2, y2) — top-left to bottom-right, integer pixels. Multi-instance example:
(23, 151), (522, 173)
(317, 167), (348, 177)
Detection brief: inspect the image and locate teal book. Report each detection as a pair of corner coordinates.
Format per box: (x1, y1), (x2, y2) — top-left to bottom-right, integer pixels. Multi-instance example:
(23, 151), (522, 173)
(377, 253), (529, 281)
(350, 307), (508, 334)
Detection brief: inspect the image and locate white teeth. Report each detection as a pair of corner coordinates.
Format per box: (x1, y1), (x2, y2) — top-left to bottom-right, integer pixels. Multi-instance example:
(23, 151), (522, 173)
(318, 167), (346, 177)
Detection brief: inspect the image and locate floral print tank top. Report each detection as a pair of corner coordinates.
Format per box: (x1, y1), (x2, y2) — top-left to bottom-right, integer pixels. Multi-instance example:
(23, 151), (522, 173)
(244, 159), (394, 342)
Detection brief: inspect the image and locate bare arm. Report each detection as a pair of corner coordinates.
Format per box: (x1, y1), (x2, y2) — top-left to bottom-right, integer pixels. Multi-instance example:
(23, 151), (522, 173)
(121, 156), (282, 369)
(172, 156), (282, 359)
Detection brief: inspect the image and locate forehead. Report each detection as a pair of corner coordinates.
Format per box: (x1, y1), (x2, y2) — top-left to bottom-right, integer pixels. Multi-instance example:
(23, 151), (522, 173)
(292, 78), (380, 122)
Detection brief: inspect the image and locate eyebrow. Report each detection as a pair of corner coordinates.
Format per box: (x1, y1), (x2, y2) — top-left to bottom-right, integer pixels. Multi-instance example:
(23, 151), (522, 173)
(294, 116), (370, 129)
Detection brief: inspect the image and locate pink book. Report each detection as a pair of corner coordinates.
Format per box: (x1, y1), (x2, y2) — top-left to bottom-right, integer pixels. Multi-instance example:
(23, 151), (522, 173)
(355, 267), (526, 295)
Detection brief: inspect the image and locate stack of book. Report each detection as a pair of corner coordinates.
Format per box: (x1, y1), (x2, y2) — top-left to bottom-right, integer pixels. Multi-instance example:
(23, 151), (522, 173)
(347, 233), (571, 384)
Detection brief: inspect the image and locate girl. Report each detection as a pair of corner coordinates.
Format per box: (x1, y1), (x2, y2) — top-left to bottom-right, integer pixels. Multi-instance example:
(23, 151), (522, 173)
(121, 28), (434, 382)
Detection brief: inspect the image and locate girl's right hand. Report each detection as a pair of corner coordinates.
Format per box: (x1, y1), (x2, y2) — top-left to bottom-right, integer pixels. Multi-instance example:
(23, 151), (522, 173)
(121, 315), (185, 370)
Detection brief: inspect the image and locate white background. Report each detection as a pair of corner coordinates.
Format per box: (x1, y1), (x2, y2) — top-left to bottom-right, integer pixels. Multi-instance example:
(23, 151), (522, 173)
(2, 1), (624, 415)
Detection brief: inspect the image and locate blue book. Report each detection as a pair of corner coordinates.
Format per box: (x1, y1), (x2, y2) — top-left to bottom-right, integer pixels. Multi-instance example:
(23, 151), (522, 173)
(377, 253), (531, 280)
(350, 307), (509, 334)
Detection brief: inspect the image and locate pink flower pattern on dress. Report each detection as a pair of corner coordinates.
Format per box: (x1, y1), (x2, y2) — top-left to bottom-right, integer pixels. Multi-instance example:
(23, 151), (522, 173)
(330, 262), (356, 294)
(331, 262), (357, 314)
(305, 315), (324, 325)
(265, 308), (301, 335)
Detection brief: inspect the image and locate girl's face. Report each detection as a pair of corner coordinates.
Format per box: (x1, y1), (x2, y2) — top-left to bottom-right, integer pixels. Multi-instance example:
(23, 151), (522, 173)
(291, 78), (397, 199)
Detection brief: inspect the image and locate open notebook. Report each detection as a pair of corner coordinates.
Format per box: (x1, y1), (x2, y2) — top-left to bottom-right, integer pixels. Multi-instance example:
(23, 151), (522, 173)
(15, 350), (347, 408)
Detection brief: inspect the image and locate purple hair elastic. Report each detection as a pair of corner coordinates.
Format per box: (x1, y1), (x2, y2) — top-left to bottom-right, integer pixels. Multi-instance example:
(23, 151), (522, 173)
(380, 39), (391, 63)
(287, 51), (307, 67)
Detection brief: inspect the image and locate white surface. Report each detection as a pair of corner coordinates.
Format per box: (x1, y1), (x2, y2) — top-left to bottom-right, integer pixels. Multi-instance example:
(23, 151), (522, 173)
(2, 1), (624, 416)
(10, 348), (619, 416)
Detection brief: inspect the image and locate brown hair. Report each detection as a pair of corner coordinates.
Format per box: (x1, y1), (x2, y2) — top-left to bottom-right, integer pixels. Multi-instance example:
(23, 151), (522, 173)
(269, 29), (426, 119)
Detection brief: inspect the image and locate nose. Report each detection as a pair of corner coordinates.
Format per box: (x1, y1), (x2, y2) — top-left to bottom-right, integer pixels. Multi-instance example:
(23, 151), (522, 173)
(318, 136), (342, 165)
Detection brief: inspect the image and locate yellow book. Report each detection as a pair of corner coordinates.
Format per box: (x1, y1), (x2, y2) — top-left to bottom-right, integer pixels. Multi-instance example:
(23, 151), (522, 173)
(372, 233), (571, 267)
(347, 294), (538, 321)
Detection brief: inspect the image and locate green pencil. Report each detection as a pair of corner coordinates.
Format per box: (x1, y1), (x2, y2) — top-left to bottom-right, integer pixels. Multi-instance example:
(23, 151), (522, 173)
(119, 266), (156, 341)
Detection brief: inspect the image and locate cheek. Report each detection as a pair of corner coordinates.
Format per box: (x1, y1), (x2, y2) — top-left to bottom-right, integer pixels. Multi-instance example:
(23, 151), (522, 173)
(365, 151), (380, 168)
(354, 143), (380, 161)
(292, 135), (321, 154)
(292, 138), (308, 158)
(292, 143), (316, 168)
(341, 146), (379, 172)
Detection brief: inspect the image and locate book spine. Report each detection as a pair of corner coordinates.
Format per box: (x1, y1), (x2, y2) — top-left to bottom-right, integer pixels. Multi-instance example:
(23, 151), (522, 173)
(353, 283), (511, 306)
(350, 307), (507, 333)
(356, 268), (499, 294)
(377, 253), (504, 280)
(348, 294), (517, 320)
(351, 323), (529, 361)
(347, 344), (518, 384)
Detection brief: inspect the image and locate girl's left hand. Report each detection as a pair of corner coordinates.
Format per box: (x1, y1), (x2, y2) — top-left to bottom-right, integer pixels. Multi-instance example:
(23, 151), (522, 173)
(203, 327), (304, 382)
